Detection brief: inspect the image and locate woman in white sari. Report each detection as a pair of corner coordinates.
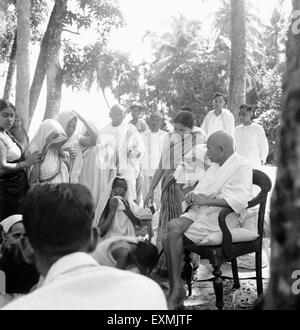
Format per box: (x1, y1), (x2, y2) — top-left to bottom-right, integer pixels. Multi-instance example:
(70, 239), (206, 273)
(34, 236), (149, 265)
(28, 120), (69, 185)
(57, 111), (98, 183)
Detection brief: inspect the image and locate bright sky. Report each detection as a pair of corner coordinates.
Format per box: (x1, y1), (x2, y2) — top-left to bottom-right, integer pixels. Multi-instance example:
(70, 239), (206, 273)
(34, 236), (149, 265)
(26, 0), (292, 136)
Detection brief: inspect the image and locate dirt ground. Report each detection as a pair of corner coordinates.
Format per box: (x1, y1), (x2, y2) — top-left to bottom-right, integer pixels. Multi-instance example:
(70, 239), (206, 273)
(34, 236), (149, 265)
(152, 274), (269, 310)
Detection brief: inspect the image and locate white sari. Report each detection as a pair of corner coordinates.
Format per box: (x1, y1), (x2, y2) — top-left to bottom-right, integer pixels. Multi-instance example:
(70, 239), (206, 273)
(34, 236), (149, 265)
(94, 177), (137, 240)
(28, 120), (69, 185)
(57, 112), (83, 184)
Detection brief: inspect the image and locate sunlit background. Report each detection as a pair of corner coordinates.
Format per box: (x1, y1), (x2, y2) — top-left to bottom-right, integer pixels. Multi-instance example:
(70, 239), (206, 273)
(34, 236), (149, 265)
(1, 0), (293, 136)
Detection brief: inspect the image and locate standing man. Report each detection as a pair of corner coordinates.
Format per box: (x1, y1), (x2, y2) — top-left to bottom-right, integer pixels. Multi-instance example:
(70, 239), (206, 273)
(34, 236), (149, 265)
(201, 93), (235, 138)
(141, 112), (167, 210)
(129, 105), (149, 204)
(235, 104), (269, 169)
(129, 105), (149, 133)
(97, 105), (145, 204)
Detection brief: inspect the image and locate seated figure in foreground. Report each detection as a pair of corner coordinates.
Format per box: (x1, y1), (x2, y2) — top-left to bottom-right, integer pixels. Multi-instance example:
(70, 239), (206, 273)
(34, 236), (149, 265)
(2, 184), (167, 310)
(94, 177), (142, 240)
(164, 131), (253, 309)
(92, 236), (159, 275)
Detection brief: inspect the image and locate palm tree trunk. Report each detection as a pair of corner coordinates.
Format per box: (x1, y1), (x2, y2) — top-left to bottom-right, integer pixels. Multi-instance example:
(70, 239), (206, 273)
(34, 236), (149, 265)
(228, 0), (247, 122)
(263, 0), (300, 310)
(3, 32), (17, 101)
(15, 0), (30, 130)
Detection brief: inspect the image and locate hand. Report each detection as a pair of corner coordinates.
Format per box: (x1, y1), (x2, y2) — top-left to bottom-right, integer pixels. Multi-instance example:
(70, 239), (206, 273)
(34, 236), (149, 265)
(144, 190), (154, 208)
(185, 192), (196, 206)
(25, 151), (42, 166)
(109, 197), (119, 211)
(193, 194), (208, 207)
(68, 148), (78, 161)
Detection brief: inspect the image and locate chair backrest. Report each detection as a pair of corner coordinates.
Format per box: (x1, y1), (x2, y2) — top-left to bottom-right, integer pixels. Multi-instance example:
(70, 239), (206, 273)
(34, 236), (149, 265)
(248, 169), (273, 237)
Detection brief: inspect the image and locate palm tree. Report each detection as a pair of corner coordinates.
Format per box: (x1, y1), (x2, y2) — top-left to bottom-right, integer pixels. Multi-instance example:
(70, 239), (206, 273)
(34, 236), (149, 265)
(228, 0), (247, 120)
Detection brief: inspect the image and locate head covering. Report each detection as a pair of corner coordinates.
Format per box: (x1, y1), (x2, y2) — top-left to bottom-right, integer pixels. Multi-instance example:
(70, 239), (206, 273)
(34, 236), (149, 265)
(28, 119), (68, 154)
(57, 111), (77, 132)
(93, 176), (129, 227)
(0, 214), (23, 233)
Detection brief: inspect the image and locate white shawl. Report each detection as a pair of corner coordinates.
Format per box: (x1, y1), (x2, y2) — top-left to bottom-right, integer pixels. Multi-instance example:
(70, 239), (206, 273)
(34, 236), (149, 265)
(57, 112), (83, 183)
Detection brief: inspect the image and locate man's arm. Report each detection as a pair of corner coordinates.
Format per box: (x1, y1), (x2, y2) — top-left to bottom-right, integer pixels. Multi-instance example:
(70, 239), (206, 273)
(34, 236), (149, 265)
(98, 207), (117, 238)
(193, 195), (230, 208)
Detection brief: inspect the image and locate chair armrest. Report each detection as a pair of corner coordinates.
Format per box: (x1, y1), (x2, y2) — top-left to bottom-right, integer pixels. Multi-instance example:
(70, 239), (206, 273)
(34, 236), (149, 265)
(218, 207), (235, 260)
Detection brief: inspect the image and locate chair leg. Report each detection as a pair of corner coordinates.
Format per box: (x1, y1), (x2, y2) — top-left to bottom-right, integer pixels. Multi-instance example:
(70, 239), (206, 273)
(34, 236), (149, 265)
(256, 251), (263, 296)
(231, 258), (240, 289)
(212, 266), (224, 310)
(183, 250), (193, 297)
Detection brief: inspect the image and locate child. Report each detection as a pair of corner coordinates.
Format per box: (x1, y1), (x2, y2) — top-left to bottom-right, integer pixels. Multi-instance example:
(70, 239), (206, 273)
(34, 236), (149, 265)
(92, 236), (159, 275)
(97, 177), (142, 240)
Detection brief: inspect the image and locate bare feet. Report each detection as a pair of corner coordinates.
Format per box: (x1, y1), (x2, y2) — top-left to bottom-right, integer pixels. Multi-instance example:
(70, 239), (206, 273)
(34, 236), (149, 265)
(167, 286), (186, 310)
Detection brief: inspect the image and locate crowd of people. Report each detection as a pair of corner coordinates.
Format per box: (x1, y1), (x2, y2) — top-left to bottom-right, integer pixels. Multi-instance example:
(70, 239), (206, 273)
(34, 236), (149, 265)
(0, 92), (270, 310)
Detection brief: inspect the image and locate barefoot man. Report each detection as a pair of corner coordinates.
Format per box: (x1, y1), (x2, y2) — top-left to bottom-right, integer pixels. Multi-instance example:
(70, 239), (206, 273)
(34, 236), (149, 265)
(164, 131), (253, 309)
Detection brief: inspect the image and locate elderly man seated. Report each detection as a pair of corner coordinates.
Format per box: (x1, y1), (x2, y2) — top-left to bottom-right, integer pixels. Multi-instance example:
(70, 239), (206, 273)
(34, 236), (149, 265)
(164, 131), (253, 310)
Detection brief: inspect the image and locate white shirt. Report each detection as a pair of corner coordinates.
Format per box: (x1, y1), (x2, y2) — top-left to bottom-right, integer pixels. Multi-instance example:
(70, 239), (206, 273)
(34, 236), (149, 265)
(141, 129), (167, 177)
(234, 123), (269, 169)
(201, 109), (235, 137)
(2, 252), (167, 310)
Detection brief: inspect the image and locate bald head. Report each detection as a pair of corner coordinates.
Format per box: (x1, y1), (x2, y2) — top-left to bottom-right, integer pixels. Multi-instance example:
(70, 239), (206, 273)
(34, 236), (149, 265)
(110, 104), (125, 127)
(206, 131), (235, 165)
(208, 131), (234, 150)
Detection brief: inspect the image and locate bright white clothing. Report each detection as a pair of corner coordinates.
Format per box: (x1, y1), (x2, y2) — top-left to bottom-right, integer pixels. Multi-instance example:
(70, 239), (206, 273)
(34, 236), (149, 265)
(57, 112), (83, 184)
(96, 122), (145, 202)
(201, 109), (235, 137)
(129, 119), (149, 133)
(0, 132), (21, 162)
(101, 196), (136, 240)
(94, 177), (137, 238)
(234, 123), (269, 169)
(2, 252), (167, 310)
(28, 120), (69, 184)
(141, 130), (167, 177)
(184, 153), (253, 244)
(92, 236), (140, 268)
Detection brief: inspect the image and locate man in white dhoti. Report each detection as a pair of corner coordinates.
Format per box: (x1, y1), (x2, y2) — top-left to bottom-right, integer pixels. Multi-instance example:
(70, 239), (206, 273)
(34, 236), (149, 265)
(97, 105), (145, 204)
(3, 184), (167, 310)
(235, 104), (269, 169)
(164, 131), (253, 309)
(201, 93), (235, 137)
(141, 112), (167, 209)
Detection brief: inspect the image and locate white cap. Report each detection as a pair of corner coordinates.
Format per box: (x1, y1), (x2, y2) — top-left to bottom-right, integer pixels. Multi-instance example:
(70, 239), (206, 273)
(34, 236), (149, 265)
(0, 214), (23, 233)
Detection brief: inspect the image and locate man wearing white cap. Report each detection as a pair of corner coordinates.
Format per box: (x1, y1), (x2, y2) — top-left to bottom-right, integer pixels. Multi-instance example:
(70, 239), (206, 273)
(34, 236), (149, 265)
(0, 215), (39, 294)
